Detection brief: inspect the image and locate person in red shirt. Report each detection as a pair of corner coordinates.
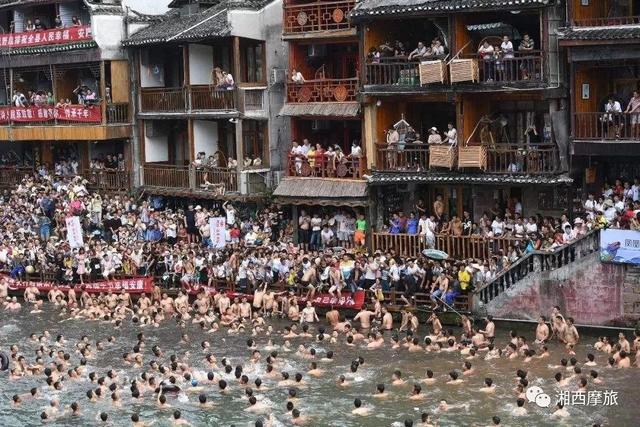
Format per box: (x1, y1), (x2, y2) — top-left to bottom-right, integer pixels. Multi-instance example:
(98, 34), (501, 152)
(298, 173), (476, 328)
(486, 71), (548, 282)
(614, 179), (624, 196)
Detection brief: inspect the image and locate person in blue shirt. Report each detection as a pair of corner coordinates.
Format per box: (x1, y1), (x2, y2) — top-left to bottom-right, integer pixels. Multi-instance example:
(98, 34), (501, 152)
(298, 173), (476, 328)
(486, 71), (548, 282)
(407, 212), (419, 235)
(389, 214), (401, 234)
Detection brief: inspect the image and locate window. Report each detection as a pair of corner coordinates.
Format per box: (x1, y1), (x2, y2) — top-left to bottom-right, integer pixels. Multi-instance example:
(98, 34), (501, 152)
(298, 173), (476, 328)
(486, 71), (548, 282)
(242, 42), (264, 83)
(243, 120), (267, 164)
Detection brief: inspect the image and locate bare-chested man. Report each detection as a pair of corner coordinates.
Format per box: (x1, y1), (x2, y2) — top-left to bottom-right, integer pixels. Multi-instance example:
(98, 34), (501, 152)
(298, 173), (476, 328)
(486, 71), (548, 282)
(535, 316), (550, 343)
(325, 307), (340, 327)
(301, 301), (319, 324)
(479, 316), (495, 343)
(381, 307), (393, 330)
(428, 313), (443, 336)
(353, 307), (375, 329)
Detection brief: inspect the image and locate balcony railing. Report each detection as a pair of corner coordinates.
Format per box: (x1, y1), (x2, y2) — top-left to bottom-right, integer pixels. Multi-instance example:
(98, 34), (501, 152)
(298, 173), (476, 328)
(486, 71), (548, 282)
(140, 87), (239, 113)
(190, 86), (236, 110)
(374, 143), (559, 174)
(142, 164), (239, 194)
(573, 112), (640, 141)
(372, 232), (525, 259)
(365, 60), (421, 86)
(287, 78), (358, 103)
(469, 52), (544, 84)
(242, 87), (266, 111)
(83, 169), (131, 191)
(283, 0), (355, 35)
(287, 153), (365, 179)
(140, 87), (186, 112)
(486, 145), (558, 174)
(365, 52), (544, 87)
(375, 143), (429, 171)
(0, 25), (92, 49)
(572, 15), (640, 27)
(106, 103), (129, 124)
(0, 167), (34, 187)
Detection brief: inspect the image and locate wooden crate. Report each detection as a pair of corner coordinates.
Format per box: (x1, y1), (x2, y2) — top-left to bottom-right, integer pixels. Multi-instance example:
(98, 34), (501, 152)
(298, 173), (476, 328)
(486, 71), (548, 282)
(450, 59), (479, 83)
(419, 60), (446, 85)
(429, 145), (457, 170)
(458, 145), (487, 170)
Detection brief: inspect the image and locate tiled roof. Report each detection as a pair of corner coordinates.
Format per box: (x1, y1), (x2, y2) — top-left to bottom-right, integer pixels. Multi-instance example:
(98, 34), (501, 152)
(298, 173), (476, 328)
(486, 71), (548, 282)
(557, 25), (640, 41)
(273, 178), (368, 199)
(368, 172), (573, 185)
(279, 102), (360, 118)
(0, 40), (97, 55)
(123, 4), (230, 47)
(351, 0), (550, 19)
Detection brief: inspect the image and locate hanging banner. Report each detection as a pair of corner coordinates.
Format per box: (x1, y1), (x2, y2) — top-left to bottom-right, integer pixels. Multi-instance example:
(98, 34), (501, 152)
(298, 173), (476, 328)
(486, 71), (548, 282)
(600, 229), (640, 265)
(209, 217), (227, 248)
(4, 274), (154, 294)
(0, 105), (102, 124)
(65, 216), (84, 249)
(0, 25), (92, 49)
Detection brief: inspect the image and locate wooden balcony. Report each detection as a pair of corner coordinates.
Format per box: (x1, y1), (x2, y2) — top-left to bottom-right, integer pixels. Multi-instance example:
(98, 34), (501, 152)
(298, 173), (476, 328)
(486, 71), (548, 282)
(365, 52), (544, 91)
(106, 103), (130, 124)
(83, 169), (131, 192)
(572, 16), (640, 27)
(287, 153), (365, 179)
(573, 112), (640, 141)
(141, 164), (239, 196)
(140, 86), (240, 114)
(0, 167), (34, 187)
(375, 143), (559, 174)
(283, 0), (356, 37)
(372, 232), (524, 259)
(287, 78), (358, 103)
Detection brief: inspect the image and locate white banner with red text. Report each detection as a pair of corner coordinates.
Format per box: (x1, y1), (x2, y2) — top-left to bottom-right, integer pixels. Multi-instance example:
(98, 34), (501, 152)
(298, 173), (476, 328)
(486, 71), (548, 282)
(3, 274), (154, 294)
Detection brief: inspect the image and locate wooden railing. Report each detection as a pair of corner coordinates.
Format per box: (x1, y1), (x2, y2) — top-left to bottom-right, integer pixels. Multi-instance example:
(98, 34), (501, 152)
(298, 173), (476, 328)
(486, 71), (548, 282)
(140, 87), (186, 112)
(365, 60), (420, 86)
(106, 103), (129, 124)
(372, 232), (526, 259)
(0, 167), (34, 187)
(190, 86), (236, 110)
(375, 143), (429, 171)
(486, 145), (559, 174)
(287, 78), (358, 103)
(242, 87), (266, 110)
(475, 230), (600, 305)
(287, 153), (365, 179)
(467, 51), (544, 84)
(142, 164), (240, 194)
(573, 112), (640, 141)
(83, 169), (131, 191)
(573, 15), (640, 27)
(283, 0), (355, 34)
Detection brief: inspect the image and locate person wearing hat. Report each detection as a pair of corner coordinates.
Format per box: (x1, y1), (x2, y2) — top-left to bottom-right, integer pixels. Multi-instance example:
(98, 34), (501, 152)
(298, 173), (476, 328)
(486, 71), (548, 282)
(427, 127), (442, 145)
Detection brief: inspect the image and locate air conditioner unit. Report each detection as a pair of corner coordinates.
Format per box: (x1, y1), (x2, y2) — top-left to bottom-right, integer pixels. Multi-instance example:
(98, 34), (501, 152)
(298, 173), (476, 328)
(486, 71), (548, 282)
(270, 68), (286, 85)
(308, 44), (327, 57)
(267, 170), (284, 189)
(311, 120), (330, 131)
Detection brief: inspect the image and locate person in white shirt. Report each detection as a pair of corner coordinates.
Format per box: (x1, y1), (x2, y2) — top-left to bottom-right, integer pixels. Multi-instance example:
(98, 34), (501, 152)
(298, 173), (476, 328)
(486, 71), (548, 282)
(310, 213), (323, 250)
(443, 122), (458, 146)
(491, 216), (505, 237)
(291, 68), (305, 84)
(431, 39), (445, 56)
(603, 97), (623, 138)
(613, 195), (625, 213)
(408, 42), (428, 60)
(320, 224), (334, 248)
(525, 217), (538, 234)
(633, 179), (640, 202)
(500, 35), (514, 58)
(478, 41), (495, 81)
(223, 72), (234, 88)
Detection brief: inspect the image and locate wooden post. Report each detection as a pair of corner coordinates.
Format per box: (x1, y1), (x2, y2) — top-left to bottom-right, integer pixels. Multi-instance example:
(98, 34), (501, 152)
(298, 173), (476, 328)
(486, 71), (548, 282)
(100, 60), (107, 125)
(235, 119), (244, 170)
(188, 118), (194, 161)
(232, 36), (241, 84)
(183, 45), (190, 111)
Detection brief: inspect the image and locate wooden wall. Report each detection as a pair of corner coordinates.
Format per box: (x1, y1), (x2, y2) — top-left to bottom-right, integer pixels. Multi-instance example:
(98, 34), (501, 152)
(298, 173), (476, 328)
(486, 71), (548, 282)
(110, 60), (130, 103)
(570, 0), (606, 22)
(573, 67), (606, 113)
(375, 101), (408, 143)
(453, 15), (472, 55)
(363, 21), (394, 55)
(460, 94), (490, 144)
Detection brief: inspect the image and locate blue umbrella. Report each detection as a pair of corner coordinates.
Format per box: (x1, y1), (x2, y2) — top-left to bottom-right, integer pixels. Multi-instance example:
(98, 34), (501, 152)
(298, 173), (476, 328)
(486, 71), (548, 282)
(422, 249), (449, 260)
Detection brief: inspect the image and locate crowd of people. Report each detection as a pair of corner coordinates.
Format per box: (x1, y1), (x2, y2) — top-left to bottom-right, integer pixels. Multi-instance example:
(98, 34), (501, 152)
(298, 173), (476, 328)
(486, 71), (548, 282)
(368, 38), (446, 63)
(13, 15), (83, 33)
(477, 34), (537, 82)
(584, 178), (640, 230)
(289, 139), (363, 176)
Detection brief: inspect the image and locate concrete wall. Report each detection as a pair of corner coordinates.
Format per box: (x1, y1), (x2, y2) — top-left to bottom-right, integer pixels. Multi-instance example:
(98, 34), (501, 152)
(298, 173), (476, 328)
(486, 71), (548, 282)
(123, 0), (171, 15)
(189, 44), (214, 85)
(91, 14), (126, 59)
(480, 252), (640, 326)
(144, 131), (168, 163)
(193, 120), (219, 156)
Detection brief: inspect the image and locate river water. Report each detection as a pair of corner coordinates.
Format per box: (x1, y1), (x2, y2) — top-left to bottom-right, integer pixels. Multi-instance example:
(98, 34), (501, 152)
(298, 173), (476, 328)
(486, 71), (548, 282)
(0, 307), (638, 426)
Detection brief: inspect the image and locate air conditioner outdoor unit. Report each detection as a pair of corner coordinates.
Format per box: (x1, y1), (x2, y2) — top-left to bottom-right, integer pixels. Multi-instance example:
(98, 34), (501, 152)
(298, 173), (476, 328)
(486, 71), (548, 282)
(308, 44), (327, 57)
(270, 68), (286, 85)
(311, 120), (330, 131)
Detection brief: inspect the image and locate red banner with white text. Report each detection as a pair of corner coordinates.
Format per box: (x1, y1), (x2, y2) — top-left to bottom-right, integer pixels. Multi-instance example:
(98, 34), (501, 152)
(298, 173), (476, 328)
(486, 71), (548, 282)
(3, 274), (154, 294)
(0, 26), (92, 49)
(0, 105), (101, 123)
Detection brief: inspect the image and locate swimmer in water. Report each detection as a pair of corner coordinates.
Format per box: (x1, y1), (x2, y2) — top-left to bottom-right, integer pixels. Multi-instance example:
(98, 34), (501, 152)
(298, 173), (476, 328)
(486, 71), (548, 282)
(351, 398), (371, 416)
